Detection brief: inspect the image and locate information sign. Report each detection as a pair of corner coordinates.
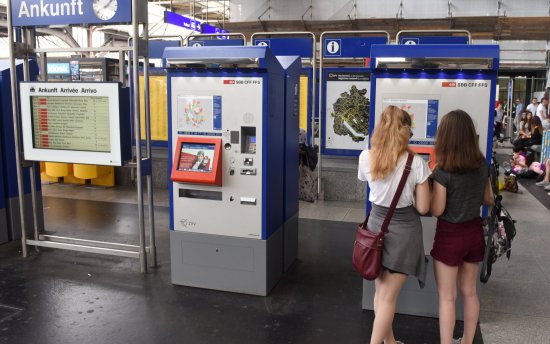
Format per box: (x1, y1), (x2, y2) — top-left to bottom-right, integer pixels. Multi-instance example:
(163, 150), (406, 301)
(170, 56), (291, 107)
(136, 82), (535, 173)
(19, 82), (131, 166)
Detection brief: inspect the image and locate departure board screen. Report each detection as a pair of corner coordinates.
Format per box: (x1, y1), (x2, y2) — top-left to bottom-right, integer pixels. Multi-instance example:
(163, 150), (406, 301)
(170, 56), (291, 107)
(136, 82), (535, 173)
(30, 96), (111, 152)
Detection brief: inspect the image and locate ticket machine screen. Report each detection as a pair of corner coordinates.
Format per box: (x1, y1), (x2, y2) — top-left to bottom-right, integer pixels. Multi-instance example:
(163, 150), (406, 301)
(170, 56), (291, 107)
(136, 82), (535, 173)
(177, 143), (215, 173)
(171, 137), (222, 186)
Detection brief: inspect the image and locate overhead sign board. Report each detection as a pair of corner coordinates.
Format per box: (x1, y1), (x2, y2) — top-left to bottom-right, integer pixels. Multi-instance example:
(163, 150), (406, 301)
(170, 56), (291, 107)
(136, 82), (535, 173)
(323, 37), (387, 58)
(399, 36), (469, 45)
(164, 10), (228, 37)
(164, 10), (201, 32)
(253, 38), (313, 58)
(11, 0), (147, 27)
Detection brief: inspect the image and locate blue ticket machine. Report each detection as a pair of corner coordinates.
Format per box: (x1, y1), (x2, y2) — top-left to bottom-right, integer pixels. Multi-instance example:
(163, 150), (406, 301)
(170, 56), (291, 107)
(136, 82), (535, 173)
(0, 60), (44, 241)
(0, 135), (7, 244)
(276, 56), (301, 272)
(365, 44), (499, 318)
(164, 46), (293, 295)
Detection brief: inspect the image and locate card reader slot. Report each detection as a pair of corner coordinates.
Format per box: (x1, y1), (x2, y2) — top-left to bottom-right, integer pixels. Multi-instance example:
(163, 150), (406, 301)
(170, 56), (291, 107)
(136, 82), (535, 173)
(179, 188), (222, 201)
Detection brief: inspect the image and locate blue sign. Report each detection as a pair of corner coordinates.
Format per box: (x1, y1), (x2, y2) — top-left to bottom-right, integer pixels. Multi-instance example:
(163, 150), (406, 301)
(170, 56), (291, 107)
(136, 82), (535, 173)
(201, 23), (229, 36)
(189, 41), (205, 47)
(399, 36), (469, 45)
(254, 40), (270, 48)
(426, 100), (439, 138)
(323, 37), (387, 58)
(324, 39), (341, 57)
(197, 39), (244, 47)
(11, 0), (136, 27)
(165, 11), (201, 31)
(253, 38), (313, 58)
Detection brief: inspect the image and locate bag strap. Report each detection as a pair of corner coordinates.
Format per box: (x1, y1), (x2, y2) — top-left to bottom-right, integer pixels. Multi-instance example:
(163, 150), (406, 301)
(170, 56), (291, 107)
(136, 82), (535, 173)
(380, 153), (414, 234)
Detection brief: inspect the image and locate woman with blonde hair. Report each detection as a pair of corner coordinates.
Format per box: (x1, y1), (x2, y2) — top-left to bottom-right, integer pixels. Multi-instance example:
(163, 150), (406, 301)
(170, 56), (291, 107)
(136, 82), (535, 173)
(358, 105), (431, 344)
(430, 110), (493, 344)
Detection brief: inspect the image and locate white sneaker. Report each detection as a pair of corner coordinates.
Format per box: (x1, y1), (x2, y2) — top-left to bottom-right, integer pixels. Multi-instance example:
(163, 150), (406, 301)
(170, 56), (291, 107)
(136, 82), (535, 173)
(545, 184), (550, 191)
(536, 180), (550, 187)
(453, 338), (462, 344)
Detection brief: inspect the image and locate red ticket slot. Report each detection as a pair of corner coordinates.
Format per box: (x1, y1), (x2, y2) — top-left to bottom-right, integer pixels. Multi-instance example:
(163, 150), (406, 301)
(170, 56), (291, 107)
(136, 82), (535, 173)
(410, 146), (436, 170)
(171, 137), (223, 186)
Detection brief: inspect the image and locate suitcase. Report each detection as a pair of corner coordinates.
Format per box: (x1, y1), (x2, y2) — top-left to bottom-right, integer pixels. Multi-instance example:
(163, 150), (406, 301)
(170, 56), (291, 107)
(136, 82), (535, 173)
(541, 129), (550, 163)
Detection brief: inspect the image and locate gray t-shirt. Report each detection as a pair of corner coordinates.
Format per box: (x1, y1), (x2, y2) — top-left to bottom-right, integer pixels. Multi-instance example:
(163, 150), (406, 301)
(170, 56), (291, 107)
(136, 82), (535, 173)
(432, 164), (488, 223)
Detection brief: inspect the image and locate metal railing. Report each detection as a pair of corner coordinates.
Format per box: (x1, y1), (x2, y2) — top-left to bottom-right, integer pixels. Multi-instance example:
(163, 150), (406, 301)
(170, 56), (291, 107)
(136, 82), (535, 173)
(6, 0), (156, 272)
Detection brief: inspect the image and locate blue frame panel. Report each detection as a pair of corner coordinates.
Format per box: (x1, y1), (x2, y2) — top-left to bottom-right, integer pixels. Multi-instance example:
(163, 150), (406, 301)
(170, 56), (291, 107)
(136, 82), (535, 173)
(253, 38), (313, 58)
(366, 44), (499, 214)
(321, 67), (371, 156)
(0, 61), (41, 199)
(399, 36), (469, 45)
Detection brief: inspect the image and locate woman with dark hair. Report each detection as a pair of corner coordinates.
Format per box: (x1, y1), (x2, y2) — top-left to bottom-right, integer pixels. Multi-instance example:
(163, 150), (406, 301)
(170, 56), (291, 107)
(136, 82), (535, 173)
(513, 115), (543, 152)
(430, 110), (494, 344)
(358, 105), (431, 344)
(518, 111), (533, 139)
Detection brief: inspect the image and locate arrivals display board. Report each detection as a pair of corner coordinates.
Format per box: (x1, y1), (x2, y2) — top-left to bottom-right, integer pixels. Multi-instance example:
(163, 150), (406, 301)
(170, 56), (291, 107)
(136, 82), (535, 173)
(19, 82), (131, 166)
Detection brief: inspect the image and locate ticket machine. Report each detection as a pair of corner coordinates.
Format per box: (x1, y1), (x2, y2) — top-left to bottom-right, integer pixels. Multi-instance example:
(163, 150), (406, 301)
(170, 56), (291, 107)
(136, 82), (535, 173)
(164, 46), (298, 295)
(366, 44), (499, 318)
(0, 136), (7, 244)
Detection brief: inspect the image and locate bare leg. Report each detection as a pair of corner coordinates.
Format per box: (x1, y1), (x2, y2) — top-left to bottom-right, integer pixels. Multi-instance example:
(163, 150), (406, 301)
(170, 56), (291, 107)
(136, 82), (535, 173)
(370, 269), (408, 344)
(458, 262), (480, 344)
(434, 259), (459, 344)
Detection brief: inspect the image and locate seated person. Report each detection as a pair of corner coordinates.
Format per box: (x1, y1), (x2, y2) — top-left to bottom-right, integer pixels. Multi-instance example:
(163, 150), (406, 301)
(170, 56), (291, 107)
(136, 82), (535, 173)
(514, 116), (543, 152)
(510, 151), (528, 175)
(513, 111), (532, 144)
(536, 159), (550, 191)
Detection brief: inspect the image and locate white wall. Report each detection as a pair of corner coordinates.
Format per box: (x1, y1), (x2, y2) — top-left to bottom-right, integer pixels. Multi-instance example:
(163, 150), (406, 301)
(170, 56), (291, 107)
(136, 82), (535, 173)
(230, 0), (550, 21)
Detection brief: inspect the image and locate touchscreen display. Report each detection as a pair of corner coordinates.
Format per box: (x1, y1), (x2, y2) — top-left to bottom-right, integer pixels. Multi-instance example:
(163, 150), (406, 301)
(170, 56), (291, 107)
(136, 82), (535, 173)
(177, 143), (215, 173)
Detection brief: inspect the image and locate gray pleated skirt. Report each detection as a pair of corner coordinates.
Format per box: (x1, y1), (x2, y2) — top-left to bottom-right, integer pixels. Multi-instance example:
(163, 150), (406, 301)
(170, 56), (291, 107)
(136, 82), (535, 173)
(367, 204), (427, 288)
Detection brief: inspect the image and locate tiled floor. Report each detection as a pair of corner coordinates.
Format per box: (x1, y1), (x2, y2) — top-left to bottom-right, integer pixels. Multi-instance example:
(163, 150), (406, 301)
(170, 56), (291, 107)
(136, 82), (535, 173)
(13, 173), (550, 343)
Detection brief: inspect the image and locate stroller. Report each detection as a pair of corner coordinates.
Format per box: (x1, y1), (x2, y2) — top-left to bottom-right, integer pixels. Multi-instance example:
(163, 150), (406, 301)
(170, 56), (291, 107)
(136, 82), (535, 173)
(480, 194), (517, 283)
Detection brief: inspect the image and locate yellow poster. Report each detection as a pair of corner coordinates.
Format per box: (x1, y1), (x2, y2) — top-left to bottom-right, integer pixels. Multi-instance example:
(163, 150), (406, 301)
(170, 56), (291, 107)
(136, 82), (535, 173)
(299, 75), (309, 131)
(139, 75), (168, 141)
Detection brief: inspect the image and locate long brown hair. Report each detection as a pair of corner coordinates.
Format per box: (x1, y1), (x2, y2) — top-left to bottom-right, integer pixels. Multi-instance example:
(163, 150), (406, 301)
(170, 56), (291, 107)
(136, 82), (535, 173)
(531, 115), (543, 136)
(435, 110), (485, 173)
(524, 111), (533, 131)
(369, 105), (412, 180)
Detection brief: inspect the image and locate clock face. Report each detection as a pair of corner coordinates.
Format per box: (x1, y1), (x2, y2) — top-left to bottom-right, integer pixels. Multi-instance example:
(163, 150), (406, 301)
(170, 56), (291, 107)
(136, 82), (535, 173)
(93, 0), (118, 21)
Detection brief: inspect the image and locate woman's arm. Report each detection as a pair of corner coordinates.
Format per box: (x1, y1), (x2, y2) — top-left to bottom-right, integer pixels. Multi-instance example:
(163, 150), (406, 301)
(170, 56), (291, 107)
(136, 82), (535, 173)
(414, 181), (431, 215)
(430, 181), (446, 217)
(483, 179), (494, 206)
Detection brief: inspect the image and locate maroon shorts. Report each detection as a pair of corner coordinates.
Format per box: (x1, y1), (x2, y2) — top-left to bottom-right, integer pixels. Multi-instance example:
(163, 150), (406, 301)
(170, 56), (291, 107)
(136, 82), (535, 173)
(430, 217), (485, 267)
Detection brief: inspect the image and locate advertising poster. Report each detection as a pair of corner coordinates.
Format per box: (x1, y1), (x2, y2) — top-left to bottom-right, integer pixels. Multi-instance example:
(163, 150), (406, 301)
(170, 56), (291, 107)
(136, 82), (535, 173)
(140, 75), (168, 141)
(374, 78), (492, 157)
(177, 95), (222, 134)
(325, 71), (370, 151)
(177, 143), (215, 173)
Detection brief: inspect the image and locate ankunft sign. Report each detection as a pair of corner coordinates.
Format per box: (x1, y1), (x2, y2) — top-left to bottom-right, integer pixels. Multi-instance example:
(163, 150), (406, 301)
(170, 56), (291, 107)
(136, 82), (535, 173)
(10, 0), (139, 27)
